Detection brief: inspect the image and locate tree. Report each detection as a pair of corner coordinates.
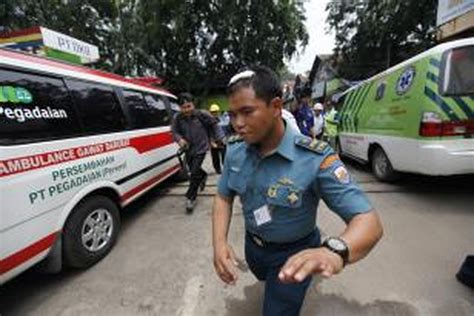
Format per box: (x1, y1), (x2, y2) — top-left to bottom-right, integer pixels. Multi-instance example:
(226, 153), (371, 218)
(326, 0), (437, 80)
(141, 0), (308, 93)
(1, 1), (309, 93)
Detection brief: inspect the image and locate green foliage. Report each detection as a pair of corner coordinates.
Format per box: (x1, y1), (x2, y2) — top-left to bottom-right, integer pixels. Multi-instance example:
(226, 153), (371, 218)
(326, 0), (437, 80)
(140, 0), (308, 93)
(1, 0), (308, 94)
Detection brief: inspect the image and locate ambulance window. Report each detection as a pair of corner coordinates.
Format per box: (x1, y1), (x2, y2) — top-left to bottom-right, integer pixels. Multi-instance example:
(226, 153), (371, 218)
(170, 100), (180, 115)
(144, 93), (171, 126)
(123, 90), (158, 129)
(375, 82), (386, 101)
(0, 68), (81, 144)
(67, 80), (126, 134)
(440, 46), (474, 96)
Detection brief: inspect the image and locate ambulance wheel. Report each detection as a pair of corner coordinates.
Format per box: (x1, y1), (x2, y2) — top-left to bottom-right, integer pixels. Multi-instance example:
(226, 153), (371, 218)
(63, 195), (120, 268)
(372, 147), (398, 182)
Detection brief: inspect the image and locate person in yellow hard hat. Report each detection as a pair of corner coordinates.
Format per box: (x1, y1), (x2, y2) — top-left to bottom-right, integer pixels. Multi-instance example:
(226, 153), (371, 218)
(210, 103), (220, 113)
(209, 103), (226, 174)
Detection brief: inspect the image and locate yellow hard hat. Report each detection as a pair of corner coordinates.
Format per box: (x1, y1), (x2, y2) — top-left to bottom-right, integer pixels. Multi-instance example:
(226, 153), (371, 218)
(209, 104), (220, 112)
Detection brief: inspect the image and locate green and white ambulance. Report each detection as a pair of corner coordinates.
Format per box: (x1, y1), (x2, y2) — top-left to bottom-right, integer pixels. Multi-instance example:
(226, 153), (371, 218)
(334, 38), (474, 181)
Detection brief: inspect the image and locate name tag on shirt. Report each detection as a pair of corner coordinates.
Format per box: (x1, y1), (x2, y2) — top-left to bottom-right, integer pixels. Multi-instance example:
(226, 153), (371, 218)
(253, 205), (272, 226)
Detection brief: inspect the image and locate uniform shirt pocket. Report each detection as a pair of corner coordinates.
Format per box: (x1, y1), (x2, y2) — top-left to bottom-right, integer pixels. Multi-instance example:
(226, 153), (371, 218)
(265, 184), (303, 209)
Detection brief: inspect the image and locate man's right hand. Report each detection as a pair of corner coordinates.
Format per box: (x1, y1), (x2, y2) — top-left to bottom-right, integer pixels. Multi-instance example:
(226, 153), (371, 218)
(213, 243), (238, 285)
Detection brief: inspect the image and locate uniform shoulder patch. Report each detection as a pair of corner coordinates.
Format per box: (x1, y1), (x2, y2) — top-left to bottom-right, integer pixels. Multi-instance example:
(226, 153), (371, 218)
(320, 154), (340, 169)
(227, 134), (244, 144)
(295, 137), (328, 154)
(333, 165), (351, 184)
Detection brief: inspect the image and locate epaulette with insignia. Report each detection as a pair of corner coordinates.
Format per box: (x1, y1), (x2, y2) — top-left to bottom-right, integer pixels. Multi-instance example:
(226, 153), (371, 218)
(295, 137), (328, 154)
(227, 134), (244, 144)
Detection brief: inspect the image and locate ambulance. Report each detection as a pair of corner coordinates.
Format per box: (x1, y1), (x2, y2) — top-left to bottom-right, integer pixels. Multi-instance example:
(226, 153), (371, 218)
(0, 48), (183, 284)
(334, 38), (474, 181)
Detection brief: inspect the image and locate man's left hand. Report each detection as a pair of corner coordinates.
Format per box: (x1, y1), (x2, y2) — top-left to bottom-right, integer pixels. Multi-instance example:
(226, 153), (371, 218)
(278, 247), (344, 283)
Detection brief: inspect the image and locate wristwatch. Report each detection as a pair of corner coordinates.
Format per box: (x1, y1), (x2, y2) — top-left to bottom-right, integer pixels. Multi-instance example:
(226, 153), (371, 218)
(322, 237), (349, 267)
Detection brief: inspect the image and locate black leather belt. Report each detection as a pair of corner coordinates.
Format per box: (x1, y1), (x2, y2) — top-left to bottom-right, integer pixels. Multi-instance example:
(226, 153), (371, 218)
(247, 231), (316, 249)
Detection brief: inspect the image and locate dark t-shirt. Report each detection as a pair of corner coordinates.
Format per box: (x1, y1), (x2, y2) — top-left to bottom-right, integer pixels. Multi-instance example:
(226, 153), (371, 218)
(172, 110), (216, 155)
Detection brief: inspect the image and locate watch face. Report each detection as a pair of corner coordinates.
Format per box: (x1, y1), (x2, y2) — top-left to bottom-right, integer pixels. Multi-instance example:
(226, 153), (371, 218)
(327, 238), (346, 251)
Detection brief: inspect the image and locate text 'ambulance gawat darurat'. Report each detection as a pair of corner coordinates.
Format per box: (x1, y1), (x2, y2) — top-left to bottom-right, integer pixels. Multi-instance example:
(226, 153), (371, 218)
(0, 48), (184, 284)
(333, 37), (474, 181)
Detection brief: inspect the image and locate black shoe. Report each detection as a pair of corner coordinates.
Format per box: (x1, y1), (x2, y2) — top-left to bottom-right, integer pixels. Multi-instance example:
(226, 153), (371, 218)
(199, 174), (208, 191)
(457, 255), (474, 289)
(186, 199), (196, 214)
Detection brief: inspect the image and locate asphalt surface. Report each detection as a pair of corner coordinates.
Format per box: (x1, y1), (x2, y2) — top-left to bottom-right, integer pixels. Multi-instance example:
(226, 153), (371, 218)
(1, 157), (473, 316)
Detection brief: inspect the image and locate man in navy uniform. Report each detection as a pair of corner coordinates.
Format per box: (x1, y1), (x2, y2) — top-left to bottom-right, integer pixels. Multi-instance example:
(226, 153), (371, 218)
(212, 66), (383, 316)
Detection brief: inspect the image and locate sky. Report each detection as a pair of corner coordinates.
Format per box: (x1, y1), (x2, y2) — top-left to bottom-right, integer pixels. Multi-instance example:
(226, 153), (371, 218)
(288, 0), (335, 74)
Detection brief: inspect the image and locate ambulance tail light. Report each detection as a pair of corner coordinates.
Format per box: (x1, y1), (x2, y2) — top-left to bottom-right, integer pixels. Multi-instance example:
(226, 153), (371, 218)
(420, 112), (474, 137)
(441, 121), (467, 136)
(420, 112), (443, 137)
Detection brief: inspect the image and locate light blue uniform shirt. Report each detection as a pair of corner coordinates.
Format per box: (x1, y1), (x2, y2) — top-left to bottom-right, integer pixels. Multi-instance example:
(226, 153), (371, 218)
(218, 125), (372, 243)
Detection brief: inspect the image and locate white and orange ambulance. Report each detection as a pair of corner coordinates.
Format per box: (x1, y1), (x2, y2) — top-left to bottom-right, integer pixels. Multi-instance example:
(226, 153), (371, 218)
(0, 48), (183, 284)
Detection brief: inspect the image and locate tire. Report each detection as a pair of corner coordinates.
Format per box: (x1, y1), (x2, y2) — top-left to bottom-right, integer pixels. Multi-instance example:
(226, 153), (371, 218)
(63, 195), (120, 268)
(371, 147), (398, 182)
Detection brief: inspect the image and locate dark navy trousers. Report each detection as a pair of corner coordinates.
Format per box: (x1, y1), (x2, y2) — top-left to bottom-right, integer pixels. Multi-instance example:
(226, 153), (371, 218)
(245, 231), (321, 316)
(185, 153), (206, 200)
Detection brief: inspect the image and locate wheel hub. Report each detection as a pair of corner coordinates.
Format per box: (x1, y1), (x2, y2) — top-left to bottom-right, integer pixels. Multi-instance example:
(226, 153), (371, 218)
(81, 208), (113, 252)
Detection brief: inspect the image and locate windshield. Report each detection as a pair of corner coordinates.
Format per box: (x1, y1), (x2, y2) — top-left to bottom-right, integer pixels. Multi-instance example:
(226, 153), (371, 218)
(441, 46), (474, 96)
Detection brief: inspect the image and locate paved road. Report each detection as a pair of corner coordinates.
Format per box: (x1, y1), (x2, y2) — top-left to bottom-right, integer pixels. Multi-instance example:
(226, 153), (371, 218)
(1, 158), (473, 316)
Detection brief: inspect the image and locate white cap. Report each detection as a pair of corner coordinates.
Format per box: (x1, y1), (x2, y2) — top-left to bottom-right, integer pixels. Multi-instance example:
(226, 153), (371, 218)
(228, 70), (255, 86)
(313, 103), (324, 111)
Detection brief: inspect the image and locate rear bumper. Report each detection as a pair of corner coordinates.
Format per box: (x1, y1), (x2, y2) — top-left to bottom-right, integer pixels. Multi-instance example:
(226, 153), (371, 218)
(341, 133), (474, 176)
(412, 139), (474, 175)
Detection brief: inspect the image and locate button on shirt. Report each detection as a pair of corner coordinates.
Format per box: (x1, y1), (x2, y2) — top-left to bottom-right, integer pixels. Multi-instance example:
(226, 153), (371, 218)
(217, 125), (372, 243)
